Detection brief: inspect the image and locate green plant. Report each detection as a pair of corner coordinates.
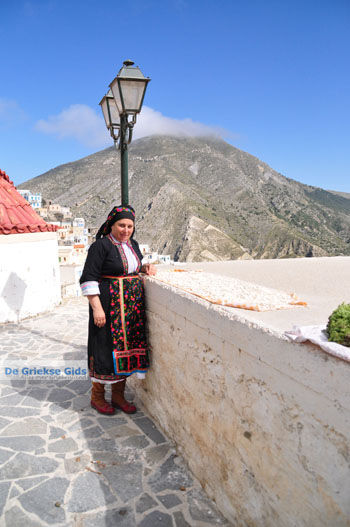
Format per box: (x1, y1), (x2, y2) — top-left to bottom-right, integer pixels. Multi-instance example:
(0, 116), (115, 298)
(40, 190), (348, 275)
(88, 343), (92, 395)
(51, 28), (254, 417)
(327, 303), (350, 347)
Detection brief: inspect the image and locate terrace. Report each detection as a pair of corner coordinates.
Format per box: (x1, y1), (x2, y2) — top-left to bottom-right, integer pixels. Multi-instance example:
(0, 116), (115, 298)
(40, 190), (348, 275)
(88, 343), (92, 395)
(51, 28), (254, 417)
(0, 255), (349, 525)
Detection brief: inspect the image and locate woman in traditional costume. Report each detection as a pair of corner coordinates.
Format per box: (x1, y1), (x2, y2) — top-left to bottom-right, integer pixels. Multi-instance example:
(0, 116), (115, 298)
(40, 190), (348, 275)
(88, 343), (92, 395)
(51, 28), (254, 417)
(80, 205), (156, 415)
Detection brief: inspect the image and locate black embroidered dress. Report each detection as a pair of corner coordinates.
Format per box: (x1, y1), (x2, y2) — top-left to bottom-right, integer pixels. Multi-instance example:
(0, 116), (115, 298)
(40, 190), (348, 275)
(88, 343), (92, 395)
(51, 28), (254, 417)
(80, 235), (149, 381)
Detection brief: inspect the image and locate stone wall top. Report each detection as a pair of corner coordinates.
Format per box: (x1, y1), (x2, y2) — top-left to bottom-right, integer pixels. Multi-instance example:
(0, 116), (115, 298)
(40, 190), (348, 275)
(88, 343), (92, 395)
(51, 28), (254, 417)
(148, 256), (350, 364)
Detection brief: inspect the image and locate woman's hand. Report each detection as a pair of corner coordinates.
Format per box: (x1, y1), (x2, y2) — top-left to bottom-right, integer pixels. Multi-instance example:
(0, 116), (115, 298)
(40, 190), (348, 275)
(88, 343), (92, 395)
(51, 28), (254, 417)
(87, 295), (106, 327)
(93, 306), (106, 328)
(141, 263), (157, 276)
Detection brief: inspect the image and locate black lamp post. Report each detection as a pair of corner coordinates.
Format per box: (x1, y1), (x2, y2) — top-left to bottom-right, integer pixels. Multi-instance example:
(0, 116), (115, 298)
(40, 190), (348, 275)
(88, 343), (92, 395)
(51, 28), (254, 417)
(99, 60), (150, 205)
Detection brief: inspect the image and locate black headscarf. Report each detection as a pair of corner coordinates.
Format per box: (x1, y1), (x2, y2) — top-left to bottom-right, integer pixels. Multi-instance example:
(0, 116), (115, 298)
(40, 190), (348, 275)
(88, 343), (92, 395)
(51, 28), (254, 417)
(96, 205), (135, 239)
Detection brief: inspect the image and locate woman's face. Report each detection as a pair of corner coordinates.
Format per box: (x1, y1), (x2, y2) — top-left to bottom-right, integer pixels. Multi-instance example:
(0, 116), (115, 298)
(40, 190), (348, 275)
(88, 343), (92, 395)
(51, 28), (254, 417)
(111, 218), (134, 242)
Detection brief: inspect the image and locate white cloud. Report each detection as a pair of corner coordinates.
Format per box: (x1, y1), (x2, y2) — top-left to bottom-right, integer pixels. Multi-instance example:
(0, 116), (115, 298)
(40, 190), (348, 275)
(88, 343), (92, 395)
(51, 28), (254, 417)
(35, 104), (232, 148)
(134, 106), (230, 140)
(0, 98), (27, 124)
(35, 104), (110, 148)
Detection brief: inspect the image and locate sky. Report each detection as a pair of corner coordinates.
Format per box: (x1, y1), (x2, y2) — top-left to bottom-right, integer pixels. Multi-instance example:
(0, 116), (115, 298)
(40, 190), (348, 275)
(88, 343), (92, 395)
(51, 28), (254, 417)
(0, 0), (349, 192)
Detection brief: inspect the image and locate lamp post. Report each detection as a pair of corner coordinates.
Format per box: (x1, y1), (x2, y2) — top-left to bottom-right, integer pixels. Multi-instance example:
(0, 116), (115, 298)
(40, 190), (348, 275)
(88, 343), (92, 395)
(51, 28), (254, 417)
(99, 60), (150, 205)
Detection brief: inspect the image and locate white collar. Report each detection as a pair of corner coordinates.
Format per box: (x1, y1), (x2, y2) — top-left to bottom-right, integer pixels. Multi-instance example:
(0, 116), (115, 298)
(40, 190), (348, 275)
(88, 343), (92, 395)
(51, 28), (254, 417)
(110, 233), (130, 245)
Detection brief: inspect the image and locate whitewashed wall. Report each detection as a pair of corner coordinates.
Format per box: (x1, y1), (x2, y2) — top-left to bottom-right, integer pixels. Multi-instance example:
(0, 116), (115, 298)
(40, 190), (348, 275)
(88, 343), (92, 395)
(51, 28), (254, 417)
(0, 232), (61, 323)
(130, 279), (350, 527)
(60, 264), (83, 298)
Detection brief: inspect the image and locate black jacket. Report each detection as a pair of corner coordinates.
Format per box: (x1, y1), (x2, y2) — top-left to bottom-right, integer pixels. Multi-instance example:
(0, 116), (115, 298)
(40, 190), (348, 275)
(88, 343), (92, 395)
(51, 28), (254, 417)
(80, 236), (143, 284)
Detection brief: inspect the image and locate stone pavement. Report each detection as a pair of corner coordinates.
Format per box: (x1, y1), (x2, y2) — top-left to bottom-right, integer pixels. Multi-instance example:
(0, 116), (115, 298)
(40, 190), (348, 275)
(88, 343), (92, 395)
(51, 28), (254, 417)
(0, 297), (231, 526)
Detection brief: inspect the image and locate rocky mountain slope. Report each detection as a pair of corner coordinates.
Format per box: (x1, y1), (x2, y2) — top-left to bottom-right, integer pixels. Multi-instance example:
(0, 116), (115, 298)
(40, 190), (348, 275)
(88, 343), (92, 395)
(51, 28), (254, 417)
(19, 136), (350, 261)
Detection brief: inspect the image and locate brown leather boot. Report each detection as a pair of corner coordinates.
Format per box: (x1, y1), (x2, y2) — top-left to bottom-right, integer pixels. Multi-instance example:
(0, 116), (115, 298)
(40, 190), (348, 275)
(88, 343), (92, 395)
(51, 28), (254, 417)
(111, 379), (137, 414)
(91, 382), (115, 415)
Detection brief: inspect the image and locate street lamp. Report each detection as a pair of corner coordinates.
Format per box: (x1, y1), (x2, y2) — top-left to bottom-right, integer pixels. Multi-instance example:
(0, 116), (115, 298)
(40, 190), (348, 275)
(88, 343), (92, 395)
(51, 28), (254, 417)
(100, 60), (150, 205)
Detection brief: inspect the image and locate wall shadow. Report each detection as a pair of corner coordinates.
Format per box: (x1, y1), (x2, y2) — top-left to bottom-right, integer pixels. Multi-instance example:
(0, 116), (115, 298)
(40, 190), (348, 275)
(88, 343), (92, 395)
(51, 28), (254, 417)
(1, 272), (27, 322)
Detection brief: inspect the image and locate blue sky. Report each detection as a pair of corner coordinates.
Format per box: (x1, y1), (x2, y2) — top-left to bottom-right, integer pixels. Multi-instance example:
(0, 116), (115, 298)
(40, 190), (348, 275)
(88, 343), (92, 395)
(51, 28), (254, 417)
(0, 0), (349, 192)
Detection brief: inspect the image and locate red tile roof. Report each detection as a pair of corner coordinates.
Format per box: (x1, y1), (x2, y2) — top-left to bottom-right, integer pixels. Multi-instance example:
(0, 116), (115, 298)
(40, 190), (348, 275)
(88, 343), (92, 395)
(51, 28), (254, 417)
(0, 169), (59, 235)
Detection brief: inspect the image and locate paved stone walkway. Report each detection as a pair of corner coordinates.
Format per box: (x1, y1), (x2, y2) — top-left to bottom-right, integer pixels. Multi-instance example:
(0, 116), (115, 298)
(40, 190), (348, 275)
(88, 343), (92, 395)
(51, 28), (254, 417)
(0, 298), (230, 526)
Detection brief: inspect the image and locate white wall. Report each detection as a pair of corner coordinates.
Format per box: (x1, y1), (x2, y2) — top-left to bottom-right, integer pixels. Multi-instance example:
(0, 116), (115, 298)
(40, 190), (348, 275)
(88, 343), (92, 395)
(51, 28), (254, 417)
(60, 264), (83, 298)
(0, 232), (61, 323)
(130, 277), (350, 527)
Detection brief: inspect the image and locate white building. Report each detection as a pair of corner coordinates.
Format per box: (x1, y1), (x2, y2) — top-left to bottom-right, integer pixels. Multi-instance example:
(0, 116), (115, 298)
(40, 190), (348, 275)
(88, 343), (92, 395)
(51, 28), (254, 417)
(17, 189), (42, 209)
(142, 252), (159, 264)
(61, 206), (72, 218)
(55, 218), (89, 247)
(58, 245), (87, 266)
(139, 244), (150, 255)
(73, 218), (85, 228)
(141, 250), (172, 265)
(158, 254), (171, 264)
(60, 264), (83, 298)
(0, 170), (60, 323)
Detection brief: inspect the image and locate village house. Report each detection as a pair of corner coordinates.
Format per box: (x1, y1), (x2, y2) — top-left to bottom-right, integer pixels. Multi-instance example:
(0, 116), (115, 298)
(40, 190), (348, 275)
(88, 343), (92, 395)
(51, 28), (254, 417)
(37, 201), (72, 220)
(17, 189), (42, 209)
(138, 243), (150, 255)
(0, 170), (61, 322)
(58, 244), (87, 266)
(47, 202), (61, 213)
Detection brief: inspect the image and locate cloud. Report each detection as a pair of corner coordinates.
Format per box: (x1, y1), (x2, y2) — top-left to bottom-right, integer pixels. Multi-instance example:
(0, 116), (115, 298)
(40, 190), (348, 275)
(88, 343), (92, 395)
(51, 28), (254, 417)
(35, 104), (110, 148)
(0, 98), (27, 125)
(134, 106), (230, 140)
(35, 104), (232, 148)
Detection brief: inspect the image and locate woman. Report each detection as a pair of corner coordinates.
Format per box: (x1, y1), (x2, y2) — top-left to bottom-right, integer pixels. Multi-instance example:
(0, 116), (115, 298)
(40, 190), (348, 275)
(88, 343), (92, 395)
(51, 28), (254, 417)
(80, 205), (156, 415)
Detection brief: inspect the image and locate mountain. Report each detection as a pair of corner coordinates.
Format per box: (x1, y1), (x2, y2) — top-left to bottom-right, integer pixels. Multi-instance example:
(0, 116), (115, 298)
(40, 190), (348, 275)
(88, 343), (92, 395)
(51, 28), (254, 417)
(328, 190), (350, 200)
(18, 135), (350, 261)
